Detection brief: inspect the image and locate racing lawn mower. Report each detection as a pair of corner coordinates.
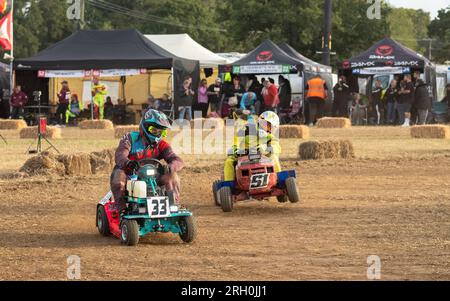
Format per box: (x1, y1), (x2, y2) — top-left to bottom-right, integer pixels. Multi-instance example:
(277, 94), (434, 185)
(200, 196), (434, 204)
(212, 151), (300, 213)
(96, 159), (197, 246)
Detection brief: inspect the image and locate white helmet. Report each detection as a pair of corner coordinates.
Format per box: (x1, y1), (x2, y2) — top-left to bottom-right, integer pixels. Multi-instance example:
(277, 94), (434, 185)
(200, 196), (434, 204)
(259, 111), (280, 128)
(258, 111), (280, 137)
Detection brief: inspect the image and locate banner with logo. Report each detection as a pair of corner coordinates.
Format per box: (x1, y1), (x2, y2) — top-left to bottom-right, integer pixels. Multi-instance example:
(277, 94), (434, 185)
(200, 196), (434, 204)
(353, 67), (411, 75)
(235, 64), (293, 75)
(38, 69), (147, 78)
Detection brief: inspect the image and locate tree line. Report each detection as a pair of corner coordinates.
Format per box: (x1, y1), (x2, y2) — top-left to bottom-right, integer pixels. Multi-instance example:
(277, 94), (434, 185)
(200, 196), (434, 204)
(5, 0), (450, 66)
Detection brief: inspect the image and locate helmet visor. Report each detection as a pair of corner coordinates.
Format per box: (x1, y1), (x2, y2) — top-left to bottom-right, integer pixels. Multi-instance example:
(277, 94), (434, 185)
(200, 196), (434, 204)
(146, 124), (168, 138)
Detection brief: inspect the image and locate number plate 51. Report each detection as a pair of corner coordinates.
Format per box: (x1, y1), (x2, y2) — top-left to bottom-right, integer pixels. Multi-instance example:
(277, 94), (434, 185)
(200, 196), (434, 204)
(250, 173), (269, 189)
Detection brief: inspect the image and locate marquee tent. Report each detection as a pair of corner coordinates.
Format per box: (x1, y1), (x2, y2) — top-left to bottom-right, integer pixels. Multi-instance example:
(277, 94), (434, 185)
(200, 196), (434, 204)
(340, 37), (433, 75)
(145, 33), (229, 68)
(221, 39), (303, 75)
(14, 29), (200, 108)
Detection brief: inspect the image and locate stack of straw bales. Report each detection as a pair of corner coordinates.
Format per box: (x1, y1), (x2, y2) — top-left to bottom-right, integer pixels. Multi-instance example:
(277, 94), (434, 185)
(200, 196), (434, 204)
(299, 139), (355, 160)
(79, 120), (114, 130)
(114, 125), (139, 139)
(90, 149), (116, 174)
(317, 117), (351, 128)
(20, 149), (116, 177)
(0, 119), (27, 130)
(278, 125), (310, 139)
(410, 125), (450, 139)
(19, 152), (66, 176)
(19, 126), (62, 139)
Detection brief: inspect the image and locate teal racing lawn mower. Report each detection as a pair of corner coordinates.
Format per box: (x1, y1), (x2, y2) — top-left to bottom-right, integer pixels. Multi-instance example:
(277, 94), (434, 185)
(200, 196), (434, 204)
(96, 158), (197, 246)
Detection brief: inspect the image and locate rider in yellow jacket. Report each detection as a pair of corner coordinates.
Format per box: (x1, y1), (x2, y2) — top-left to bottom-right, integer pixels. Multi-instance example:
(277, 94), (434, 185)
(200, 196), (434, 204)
(92, 77), (108, 120)
(224, 111), (281, 181)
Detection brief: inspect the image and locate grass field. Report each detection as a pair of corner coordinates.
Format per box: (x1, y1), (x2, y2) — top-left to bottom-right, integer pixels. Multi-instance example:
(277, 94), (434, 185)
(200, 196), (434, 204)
(0, 126), (449, 280)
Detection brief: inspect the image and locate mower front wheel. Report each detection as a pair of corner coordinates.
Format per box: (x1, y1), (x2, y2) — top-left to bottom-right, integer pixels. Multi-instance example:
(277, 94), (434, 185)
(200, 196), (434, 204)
(179, 215), (197, 243)
(219, 187), (233, 212)
(97, 206), (110, 236)
(120, 219), (140, 246)
(286, 177), (300, 203)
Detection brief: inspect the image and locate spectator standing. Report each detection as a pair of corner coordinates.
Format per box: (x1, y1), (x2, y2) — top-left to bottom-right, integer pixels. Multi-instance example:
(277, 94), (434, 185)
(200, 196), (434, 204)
(332, 75), (351, 117)
(197, 79), (209, 118)
(384, 79), (398, 124)
(56, 81), (71, 126)
(232, 76), (245, 103)
(397, 74), (415, 127)
(178, 79), (194, 120)
(413, 79), (431, 125)
(104, 96), (115, 121)
(207, 78), (222, 115)
(350, 93), (367, 125)
(9, 85), (28, 120)
(278, 75), (292, 110)
(262, 80), (280, 113)
(444, 84), (450, 120)
(305, 75), (328, 126)
(91, 77), (108, 120)
(371, 80), (382, 125)
(221, 73), (234, 117)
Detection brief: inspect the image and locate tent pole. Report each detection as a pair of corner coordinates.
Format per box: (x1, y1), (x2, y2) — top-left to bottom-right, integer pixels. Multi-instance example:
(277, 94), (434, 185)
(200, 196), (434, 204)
(171, 67), (175, 119)
(91, 71), (94, 120)
(9, 0), (14, 109)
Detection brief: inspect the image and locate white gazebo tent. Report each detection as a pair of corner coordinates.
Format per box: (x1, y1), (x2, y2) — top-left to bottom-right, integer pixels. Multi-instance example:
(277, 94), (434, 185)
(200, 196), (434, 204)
(145, 34), (229, 68)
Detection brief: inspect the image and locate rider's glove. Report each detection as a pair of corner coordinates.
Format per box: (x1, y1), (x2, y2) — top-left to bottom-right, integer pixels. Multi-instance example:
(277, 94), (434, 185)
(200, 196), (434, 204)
(125, 160), (139, 173)
(164, 165), (172, 176)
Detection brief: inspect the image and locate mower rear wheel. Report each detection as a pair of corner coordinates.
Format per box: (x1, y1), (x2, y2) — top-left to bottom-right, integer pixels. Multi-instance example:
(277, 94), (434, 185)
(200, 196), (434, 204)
(179, 215), (197, 243)
(212, 180), (221, 206)
(286, 177), (300, 203)
(220, 187), (233, 212)
(277, 195), (288, 203)
(97, 206), (110, 236)
(120, 219), (139, 246)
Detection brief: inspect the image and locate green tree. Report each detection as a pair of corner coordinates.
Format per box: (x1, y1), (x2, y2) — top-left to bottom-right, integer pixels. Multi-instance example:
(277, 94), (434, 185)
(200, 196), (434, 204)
(11, 0), (73, 59)
(387, 8), (430, 54)
(332, 0), (392, 63)
(218, 0), (322, 55)
(428, 7), (450, 63)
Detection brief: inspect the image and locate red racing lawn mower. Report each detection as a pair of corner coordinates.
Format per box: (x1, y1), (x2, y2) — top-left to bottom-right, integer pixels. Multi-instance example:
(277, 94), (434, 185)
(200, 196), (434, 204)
(212, 152), (300, 212)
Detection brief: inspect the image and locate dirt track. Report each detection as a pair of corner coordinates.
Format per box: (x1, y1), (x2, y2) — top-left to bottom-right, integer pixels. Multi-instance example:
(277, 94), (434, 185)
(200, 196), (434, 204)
(1, 150), (449, 280)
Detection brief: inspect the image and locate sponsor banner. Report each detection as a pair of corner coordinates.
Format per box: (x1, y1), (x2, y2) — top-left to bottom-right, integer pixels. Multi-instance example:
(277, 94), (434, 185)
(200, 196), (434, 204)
(237, 64), (293, 74)
(350, 60), (420, 69)
(37, 69), (147, 78)
(353, 67), (411, 75)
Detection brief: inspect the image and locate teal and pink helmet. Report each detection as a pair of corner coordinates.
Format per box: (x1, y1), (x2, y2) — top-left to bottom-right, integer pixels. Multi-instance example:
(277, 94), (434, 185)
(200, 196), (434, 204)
(140, 109), (172, 147)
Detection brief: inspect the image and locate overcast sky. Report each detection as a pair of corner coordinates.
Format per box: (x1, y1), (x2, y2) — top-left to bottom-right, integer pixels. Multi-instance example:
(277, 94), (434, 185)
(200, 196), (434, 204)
(386, 0), (450, 19)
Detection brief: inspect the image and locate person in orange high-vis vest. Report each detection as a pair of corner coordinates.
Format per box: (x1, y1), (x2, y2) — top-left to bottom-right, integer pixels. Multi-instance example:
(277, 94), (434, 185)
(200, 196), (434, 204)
(306, 75), (328, 126)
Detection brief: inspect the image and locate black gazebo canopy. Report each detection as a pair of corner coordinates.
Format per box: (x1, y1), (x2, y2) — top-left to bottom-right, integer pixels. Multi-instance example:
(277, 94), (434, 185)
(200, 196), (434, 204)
(221, 39), (302, 75)
(14, 29), (198, 72)
(340, 37), (431, 73)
